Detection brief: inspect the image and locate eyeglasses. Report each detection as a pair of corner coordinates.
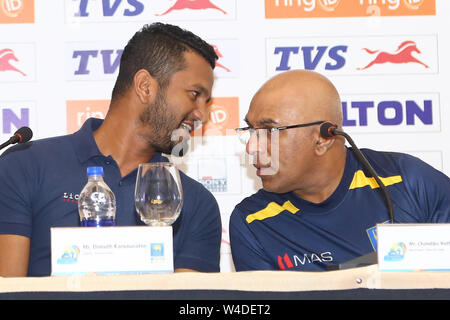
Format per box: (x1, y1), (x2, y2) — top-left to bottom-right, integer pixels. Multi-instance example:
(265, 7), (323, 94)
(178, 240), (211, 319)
(235, 120), (325, 144)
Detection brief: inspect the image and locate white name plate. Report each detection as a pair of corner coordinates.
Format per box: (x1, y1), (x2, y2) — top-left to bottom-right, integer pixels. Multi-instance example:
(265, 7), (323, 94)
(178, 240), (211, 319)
(51, 226), (173, 276)
(377, 223), (450, 272)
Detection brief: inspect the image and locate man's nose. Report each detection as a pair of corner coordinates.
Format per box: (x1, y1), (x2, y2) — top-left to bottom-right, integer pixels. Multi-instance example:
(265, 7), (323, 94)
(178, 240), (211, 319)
(246, 133), (265, 155)
(192, 102), (209, 124)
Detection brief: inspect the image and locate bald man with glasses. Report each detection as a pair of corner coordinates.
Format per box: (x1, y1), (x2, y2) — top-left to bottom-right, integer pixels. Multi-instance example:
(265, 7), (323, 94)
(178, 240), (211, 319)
(230, 70), (450, 271)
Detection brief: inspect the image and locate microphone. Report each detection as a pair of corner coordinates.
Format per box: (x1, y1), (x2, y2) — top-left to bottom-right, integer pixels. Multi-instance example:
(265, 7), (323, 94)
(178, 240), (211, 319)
(320, 122), (394, 223)
(0, 126), (33, 151)
(320, 122), (338, 139)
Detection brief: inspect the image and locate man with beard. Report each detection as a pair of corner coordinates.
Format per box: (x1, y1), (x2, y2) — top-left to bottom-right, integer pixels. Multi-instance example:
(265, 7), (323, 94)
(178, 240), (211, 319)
(0, 23), (222, 277)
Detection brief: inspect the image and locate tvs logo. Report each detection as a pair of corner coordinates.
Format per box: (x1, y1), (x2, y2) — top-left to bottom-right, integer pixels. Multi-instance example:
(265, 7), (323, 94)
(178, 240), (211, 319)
(0, 0), (34, 23)
(0, 48), (26, 76)
(358, 40), (429, 70)
(66, 42), (124, 81)
(266, 35), (437, 76)
(68, 40), (238, 80)
(65, 0), (236, 22)
(265, 0), (435, 19)
(156, 0), (227, 16)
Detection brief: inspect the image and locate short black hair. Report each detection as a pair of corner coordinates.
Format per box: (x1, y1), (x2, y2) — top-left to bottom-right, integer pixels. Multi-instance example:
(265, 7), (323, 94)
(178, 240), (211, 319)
(111, 22), (218, 99)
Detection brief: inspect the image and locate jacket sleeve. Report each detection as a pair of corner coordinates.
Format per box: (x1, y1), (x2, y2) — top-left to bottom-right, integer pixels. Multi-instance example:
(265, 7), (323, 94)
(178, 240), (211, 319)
(229, 207), (275, 271)
(173, 185), (222, 272)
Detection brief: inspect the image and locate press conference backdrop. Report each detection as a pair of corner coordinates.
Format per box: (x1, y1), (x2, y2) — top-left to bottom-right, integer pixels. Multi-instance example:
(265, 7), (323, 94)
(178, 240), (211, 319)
(0, 0), (448, 272)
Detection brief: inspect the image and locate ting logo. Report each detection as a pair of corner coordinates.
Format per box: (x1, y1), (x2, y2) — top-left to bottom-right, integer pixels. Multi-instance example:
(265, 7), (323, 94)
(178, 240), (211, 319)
(66, 100), (109, 134)
(1, 0), (24, 18)
(193, 97), (239, 137)
(265, 0), (435, 18)
(0, 0), (34, 23)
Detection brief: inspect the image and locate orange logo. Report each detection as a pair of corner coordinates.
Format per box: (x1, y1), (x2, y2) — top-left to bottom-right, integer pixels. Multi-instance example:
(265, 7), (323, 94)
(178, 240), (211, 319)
(0, 0), (34, 23)
(265, 0), (435, 19)
(67, 98), (238, 137)
(66, 100), (110, 134)
(195, 97), (239, 137)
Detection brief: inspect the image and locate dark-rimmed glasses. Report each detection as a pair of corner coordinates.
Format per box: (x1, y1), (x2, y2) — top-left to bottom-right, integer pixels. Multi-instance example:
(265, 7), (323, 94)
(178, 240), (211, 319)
(235, 120), (325, 144)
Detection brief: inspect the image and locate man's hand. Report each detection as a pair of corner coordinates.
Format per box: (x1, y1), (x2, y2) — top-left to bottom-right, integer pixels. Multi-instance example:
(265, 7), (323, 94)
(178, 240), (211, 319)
(0, 234), (30, 277)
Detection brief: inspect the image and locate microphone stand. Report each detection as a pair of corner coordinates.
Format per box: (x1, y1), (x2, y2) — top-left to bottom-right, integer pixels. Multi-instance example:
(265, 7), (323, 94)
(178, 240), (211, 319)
(326, 128), (394, 270)
(333, 129), (394, 224)
(0, 137), (18, 151)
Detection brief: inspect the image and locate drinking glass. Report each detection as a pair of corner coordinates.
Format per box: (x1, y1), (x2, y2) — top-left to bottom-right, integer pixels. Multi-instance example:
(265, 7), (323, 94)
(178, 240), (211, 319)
(135, 162), (183, 226)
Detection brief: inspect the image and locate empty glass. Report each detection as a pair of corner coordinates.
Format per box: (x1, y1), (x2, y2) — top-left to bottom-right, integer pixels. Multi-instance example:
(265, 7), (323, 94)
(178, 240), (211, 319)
(135, 162), (183, 226)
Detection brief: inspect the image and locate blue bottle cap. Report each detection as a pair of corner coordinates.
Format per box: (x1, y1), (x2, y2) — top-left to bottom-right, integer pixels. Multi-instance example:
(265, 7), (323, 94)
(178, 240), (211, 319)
(87, 166), (104, 176)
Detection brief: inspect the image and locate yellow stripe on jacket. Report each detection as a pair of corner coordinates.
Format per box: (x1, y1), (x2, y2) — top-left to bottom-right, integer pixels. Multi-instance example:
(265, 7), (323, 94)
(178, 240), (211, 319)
(246, 201), (299, 224)
(349, 170), (402, 189)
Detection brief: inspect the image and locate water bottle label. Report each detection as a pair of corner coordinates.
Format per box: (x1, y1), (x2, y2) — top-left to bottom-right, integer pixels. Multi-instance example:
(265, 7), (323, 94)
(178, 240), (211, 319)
(81, 218), (115, 227)
(90, 192), (106, 204)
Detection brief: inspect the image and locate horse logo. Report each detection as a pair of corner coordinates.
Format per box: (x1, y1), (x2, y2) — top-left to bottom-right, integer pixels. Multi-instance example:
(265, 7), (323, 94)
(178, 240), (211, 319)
(212, 44), (230, 72)
(0, 48), (26, 76)
(357, 40), (429, 70)
(156, 0), (227, 16)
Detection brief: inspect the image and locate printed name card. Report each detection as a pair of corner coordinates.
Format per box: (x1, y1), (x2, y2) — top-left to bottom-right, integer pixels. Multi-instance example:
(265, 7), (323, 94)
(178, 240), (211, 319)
(377, 223), (450, 272)
(51, 226), (173, 275)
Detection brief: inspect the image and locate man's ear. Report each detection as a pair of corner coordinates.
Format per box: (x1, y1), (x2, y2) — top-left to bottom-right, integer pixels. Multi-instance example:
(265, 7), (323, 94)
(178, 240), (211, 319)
(314, 134), (335, 156)
(134, 69), (157, 104)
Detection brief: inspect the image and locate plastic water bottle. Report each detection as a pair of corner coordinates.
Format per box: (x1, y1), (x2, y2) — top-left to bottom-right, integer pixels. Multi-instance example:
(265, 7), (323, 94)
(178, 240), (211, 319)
(78, 166), (116, 227)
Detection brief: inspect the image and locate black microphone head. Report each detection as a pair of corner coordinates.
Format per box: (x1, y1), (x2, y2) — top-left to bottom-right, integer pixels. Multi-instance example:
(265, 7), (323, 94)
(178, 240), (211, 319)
(320, 122), (338, 138)
(14, 126), (33, 143)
